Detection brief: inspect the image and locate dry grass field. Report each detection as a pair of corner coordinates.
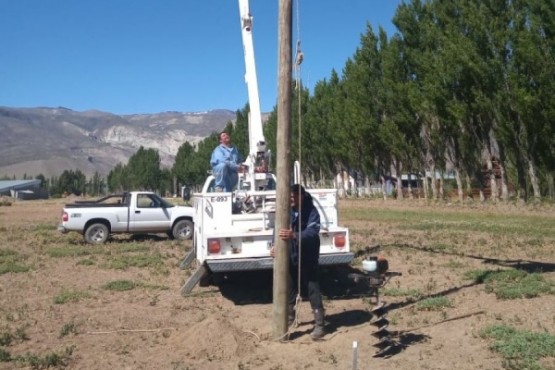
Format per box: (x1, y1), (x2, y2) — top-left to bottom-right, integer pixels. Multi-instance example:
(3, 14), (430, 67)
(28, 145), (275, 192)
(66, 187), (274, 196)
(0, 197), (554, 370)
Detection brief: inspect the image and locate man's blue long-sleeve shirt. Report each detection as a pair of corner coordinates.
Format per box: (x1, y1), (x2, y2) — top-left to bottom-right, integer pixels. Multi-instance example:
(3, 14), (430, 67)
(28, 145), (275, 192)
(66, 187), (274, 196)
(290, 198), (321, 266)
(210, 145), (243, 191)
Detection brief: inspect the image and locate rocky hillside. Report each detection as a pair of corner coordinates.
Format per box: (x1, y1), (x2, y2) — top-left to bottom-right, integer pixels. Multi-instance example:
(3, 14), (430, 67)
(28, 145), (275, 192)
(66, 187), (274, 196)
(0, 106), (237, 179)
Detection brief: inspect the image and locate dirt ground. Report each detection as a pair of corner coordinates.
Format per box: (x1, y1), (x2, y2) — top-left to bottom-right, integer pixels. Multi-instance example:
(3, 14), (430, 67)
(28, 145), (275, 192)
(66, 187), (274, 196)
(0, 198), (554, 370)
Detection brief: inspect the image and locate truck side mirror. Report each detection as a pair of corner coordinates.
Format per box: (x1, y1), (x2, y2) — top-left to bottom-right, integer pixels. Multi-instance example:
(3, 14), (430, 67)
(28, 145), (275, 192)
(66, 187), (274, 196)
(182, 186), (191, 201)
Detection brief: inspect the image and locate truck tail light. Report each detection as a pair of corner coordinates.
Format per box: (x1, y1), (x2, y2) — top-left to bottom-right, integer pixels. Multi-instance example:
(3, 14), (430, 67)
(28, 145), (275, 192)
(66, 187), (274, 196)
(62, 211), (68, 222)
(208, 239), (221, 254)
(333, 234), (346, 249)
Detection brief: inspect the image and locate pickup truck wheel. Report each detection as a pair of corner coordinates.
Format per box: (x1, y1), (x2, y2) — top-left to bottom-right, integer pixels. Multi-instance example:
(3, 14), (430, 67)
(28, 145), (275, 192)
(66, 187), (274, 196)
(172, 219), (193, 240)
(84, 223), (109, 244)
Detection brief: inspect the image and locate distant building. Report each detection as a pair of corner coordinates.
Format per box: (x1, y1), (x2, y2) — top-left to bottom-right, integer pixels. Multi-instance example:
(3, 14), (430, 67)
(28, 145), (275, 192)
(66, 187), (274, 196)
(0, 180), (48, 200)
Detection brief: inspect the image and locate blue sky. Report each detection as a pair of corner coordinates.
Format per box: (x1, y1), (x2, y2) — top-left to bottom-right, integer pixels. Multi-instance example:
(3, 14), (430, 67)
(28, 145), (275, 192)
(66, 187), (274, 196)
(0, 0), (401, 114)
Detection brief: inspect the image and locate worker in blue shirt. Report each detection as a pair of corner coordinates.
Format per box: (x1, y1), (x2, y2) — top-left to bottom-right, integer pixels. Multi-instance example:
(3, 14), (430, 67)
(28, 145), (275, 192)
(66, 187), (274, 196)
(210, 132), (245, 192)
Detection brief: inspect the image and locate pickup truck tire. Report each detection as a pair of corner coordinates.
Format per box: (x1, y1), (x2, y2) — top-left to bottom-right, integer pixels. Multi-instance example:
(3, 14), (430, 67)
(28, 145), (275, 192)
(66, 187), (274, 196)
(172, 219), (193, 240)
(84, 223), (109, 244)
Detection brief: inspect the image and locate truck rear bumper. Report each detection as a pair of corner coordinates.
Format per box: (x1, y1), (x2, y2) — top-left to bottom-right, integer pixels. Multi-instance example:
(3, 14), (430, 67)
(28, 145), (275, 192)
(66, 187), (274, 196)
(57, 224), (68, 234)
(206, 252), (354, 273)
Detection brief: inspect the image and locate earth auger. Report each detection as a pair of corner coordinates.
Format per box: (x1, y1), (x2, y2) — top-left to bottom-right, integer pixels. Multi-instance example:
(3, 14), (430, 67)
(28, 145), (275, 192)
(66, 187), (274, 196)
(348, 256), (402, 357)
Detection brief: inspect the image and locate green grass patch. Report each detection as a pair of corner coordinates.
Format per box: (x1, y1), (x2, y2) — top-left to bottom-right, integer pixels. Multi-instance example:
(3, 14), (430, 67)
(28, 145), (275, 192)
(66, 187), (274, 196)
(442, 259), (466, 269)
(0, 262), (30, 275)
(16, 345), (75, 369)
(102, 279), (168, 292)
(465, 269), (555, 299)
(0, 326), (30, 346)
(343, 205), (555, 239)
(112, 243), (151, 253)
(32, 223), (56, 236)
(0, 332), (13, 346)
(480, 324), (555, 370)
(103, 280), (137, 291)
(59, 321), (79, 338)
(104, 253), (168, 274)
(428, 242), (454, 253)
(416, 296), (452, 311)
(0, 249), (30, 275)
(53, 289), (91, 304)
(76, 258), (96, 266)
(0, 348), (11, 362)
(47, 245), (104, 258)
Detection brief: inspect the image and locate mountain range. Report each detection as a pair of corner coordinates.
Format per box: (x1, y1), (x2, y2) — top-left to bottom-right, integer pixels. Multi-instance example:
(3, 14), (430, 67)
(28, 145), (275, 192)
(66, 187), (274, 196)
(0, 106), (238, 179)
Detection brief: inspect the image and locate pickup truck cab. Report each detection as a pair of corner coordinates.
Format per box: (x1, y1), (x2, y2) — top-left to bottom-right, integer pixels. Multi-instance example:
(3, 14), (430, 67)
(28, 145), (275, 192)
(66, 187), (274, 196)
(58, 191), (194, 244)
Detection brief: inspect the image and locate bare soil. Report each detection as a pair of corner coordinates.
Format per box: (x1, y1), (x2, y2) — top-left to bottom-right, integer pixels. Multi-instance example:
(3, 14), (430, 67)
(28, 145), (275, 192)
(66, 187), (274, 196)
(0, 198), (554, 370)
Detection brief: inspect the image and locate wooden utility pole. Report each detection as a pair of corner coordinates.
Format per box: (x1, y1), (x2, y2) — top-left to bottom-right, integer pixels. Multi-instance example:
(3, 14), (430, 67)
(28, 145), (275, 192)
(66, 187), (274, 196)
(272, 0), (293, 340)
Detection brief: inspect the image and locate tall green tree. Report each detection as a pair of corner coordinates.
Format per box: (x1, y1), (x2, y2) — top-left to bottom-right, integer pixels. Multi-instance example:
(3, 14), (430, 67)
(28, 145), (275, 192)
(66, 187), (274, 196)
(126, 146), (161, 191)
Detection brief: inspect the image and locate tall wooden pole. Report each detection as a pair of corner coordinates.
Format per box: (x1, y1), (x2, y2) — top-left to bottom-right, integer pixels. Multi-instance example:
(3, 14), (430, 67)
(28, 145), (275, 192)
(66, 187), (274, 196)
(272, 0), (293, 340)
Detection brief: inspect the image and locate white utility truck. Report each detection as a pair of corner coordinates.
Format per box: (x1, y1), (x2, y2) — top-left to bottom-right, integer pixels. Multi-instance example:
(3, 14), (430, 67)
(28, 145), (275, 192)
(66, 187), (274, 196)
(180, 0), (353, 294)
(58, 191), (194, 244)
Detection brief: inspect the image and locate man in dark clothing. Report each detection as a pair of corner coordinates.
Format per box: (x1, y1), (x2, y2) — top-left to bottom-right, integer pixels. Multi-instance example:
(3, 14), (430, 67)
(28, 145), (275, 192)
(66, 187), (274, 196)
(277, 184), (325, 340)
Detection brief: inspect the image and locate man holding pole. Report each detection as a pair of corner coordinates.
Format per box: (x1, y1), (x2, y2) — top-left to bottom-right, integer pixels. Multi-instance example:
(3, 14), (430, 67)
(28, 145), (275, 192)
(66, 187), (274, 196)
(277, 184), (326, 340)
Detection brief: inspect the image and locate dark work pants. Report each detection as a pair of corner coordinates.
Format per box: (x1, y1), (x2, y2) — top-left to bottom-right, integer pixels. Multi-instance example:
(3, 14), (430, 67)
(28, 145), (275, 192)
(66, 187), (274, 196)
(288, 263), (323, 310)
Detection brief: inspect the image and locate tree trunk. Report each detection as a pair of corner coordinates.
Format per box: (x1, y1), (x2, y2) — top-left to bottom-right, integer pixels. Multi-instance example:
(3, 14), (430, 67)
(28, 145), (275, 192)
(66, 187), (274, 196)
(407, 173), (414, 199)
(336, 170), (345, 198)
(486, 156), (498, 201)
(455, 169), (464, 202)
(423, 174), (430, 200)
(394, 159), (403, 200)
(430, 164), (438, 200)
(515, 154), (528, 201)
(438, 174), (444, 200)
(548, 172), (554, 200)
(498, 163), (509, 202)
(365, 175), (371, 197)
(527, 157), (541, 201)
(465, 174), (472, 200)
(380, 174), (387, 200)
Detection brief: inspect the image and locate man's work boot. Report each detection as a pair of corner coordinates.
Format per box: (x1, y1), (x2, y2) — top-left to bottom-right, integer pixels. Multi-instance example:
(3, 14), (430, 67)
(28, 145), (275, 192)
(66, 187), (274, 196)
(310, 308), (326, 340)
(287, 304), (295, 326)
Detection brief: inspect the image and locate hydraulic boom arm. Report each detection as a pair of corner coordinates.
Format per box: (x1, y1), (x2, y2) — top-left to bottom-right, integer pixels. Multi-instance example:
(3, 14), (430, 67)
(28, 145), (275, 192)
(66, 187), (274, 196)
(238, 0), (268, 177)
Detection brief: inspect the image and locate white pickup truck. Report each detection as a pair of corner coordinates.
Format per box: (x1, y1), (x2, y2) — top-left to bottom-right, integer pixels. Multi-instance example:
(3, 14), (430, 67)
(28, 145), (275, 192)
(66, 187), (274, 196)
(58, 191), (194, 244)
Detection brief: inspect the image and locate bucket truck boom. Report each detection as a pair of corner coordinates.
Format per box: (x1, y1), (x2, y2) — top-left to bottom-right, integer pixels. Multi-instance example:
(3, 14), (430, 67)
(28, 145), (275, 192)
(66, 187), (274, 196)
(238, 0), (267, 172)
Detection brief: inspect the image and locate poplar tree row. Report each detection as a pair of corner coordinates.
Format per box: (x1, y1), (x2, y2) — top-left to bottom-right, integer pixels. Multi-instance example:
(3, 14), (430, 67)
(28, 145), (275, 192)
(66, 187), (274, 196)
(174, 0), (554, 201)
(268, 0), (554, 201)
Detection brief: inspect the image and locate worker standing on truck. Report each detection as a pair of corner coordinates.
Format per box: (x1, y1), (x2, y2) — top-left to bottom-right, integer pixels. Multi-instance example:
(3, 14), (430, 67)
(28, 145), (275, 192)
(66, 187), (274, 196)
(277, 184), (326, 340)
(210, 132), (245, 192)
